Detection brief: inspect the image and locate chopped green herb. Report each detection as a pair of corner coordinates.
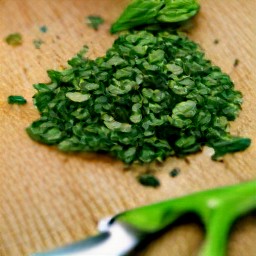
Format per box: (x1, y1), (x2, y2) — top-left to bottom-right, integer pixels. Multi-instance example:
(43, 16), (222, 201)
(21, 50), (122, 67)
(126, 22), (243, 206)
(214, 39), (219, 44)
(169, 168), (181, 177)
(27, 30), (250, 164)
(33, 39), (44, 49)
(86, 15), (104, 30)
(5, 33), (22, 46)
(211, 137), (251, 160)
(111, 0), (200, 33)
(138, 173), (160, 188)
(8, 95), (27, 105)
(39, 25), (48, 33)
(233, 58), (239, 67)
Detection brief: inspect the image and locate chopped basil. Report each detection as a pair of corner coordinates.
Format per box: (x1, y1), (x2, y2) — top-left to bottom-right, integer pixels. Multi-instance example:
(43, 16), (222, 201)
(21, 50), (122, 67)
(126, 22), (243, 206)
(211, 137), (251, 160)
(39, 25), (48, 33)
(138, 173), (160, 188)
(233, 59), (239, 67)
(169, 168), (181, 177)
(27, 30), (250, 164)
(8, 95), (27, 105)
(66, 92), (91, 102)
(213, 39), (219, 44)
(86, 15), (104, 30)
(33, 39), (44, 49)
(5, 33), (22, 46)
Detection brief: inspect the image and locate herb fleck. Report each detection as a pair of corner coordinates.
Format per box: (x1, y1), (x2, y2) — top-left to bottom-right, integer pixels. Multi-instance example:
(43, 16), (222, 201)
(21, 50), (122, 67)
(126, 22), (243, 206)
(86, 15), (104, 30)
(138, 173), (160, 188)
(5, 33), (22, 46)
(39, 25), (48, 33)
(8, 95), (27, 105)
(213, 39), (219, 44)
(233, 59), (239, 67)
(33, 39), (44, 49)
(169, 168), (181, 177)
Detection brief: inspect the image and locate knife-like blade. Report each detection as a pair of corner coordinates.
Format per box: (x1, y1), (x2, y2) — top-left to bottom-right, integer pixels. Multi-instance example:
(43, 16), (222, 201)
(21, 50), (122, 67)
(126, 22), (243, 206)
(32, 232), (109, 256)
(31, 217), (145, 256)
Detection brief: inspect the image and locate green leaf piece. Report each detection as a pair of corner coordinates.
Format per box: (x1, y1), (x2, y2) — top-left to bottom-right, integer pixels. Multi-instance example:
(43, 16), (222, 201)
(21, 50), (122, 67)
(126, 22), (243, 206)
(172, 100), (197, 118)
(111, 0), (164, 33)
(138, 173), (160, 188)
(157, 0), (200, 23)
(111, 0), (200, 33)
(86, 15), (104, 30)
(39, 25), (48, 33)
(8, 95), (27, 105)
(5, 33), (22, 46)
(66, 92), (90, 102)
(210, 137), (252, 160)
(33, 39), (44, 49)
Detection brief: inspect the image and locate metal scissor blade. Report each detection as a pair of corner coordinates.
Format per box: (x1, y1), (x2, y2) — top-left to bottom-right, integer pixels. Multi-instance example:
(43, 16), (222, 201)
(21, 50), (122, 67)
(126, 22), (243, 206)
(32, 219), (144, 256)
(31, 232), (109, 256)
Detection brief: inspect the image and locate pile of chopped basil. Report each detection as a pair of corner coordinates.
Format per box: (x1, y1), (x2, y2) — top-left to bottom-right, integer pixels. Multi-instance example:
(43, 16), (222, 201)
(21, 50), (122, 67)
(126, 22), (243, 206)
(27, 30), (250, 163)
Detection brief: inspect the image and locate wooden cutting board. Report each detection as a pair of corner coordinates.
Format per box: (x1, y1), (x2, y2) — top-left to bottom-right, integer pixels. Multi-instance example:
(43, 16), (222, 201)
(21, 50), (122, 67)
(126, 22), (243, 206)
(0, 0), (255, 255)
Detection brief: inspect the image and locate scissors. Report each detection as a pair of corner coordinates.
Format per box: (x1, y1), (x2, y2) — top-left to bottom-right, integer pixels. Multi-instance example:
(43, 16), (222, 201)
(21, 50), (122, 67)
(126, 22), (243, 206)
(32, 180), (256, 256)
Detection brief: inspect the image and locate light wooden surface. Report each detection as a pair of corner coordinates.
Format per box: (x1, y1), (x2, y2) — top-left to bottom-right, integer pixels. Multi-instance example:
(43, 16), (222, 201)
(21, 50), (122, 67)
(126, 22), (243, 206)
(0, 0), (256, 255)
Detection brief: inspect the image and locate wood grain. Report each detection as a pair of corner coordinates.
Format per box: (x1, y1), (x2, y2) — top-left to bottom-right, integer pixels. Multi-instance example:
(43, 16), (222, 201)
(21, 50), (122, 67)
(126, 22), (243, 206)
(0, 0), (255, 255)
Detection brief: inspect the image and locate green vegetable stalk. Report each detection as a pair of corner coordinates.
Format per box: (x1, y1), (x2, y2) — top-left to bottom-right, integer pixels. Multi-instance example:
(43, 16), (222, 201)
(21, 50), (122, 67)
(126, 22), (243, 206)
(111, 0), (200, 33)
(116, 180), (256, 256)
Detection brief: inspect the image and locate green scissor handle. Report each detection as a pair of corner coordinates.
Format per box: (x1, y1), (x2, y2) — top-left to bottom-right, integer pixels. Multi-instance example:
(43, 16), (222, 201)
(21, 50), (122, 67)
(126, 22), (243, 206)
(115, 179), (256, 256)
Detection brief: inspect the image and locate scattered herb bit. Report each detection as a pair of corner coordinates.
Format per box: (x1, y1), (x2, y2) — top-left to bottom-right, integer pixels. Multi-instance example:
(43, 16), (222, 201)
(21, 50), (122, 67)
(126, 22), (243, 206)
(213, 39), (219, 44)
(39, 25), (48, 33)
(27, 30), (250, 164)
(169, 168), (181, 177)
(177, 19), (195, 33)
(33, 39), (44, 49)
(138, 173), (160, 188)
(86, 15), (104, 30)
(233, 59), (239, 67)
(8, 95), (27, 105)
(111, 0), (200, 33)
(5, 33), (22, 46)
(211, 137), (251, 160)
